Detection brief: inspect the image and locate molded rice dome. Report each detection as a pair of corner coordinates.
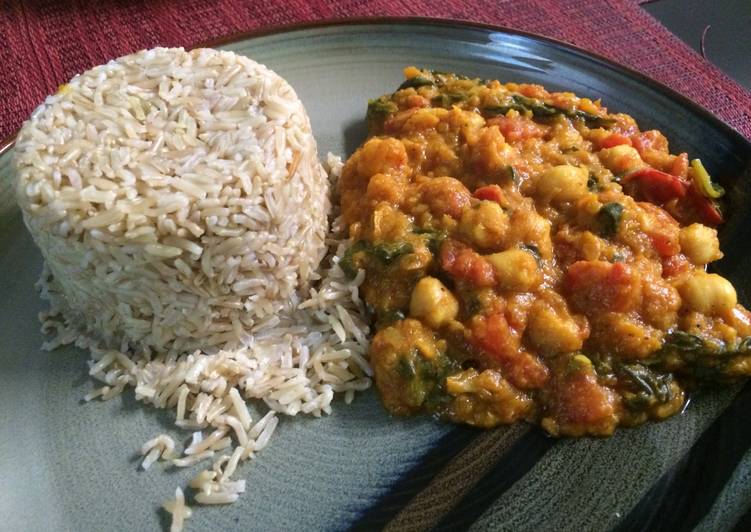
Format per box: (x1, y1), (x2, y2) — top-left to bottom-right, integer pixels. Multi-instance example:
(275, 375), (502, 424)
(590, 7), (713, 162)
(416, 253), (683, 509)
(15, 47), (331, 354)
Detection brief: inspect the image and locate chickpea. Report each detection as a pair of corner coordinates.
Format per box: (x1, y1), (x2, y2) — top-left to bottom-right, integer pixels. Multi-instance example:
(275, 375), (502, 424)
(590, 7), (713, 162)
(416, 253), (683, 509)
(679, 223), (723, 265)
(356, 137), (408, 178)
(507, 207), (553, 259)
(458, 201), (509, 249)
(409, 276), (459, 328)
(597, 144), (646, 174)
(526, 300), (585, 354)
(486, 249), (542, 292)
(536, 165), (589, 203)
(679, 272), (737, 315)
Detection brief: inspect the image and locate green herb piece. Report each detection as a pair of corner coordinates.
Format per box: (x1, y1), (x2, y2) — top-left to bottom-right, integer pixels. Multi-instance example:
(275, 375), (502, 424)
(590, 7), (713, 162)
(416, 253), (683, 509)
(644, 331), (751, 383)
(393, 346), (459, 411)
(340, 240), (414, 279)
(568, 109), (616, 128)
(370, 241), (414, 264)
(690, 158), (725, 199)
(432, 92), (467, 108)
(482, 104), (517, 117)
(481, 94), (614, 128)
(587, 173), (600, 191)
(397, 76), (434, 91)
(519, 244), (542, 265)
(662, 330), (705, 353)
(377, 309), (406, 330)
(512, 95), (559, 118)
(505, 165), (518, 184)
(366, 97), (397, 118)
(595, 202), (624, 238)
(414, 228), (447, 254)
(366, 96), (398, 132)
(619, 363), (674, 410)
(340, 241), (368, 279)
(430, 70), (472, 80)
(397, 355), (417, 379)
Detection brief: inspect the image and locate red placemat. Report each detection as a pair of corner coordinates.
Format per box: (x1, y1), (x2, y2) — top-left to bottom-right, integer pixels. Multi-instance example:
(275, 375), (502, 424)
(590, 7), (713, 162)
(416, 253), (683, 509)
(1, 0), (749, 141)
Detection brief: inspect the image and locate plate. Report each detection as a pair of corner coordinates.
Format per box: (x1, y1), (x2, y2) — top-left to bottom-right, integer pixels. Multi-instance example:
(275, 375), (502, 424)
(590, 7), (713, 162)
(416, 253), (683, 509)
(2, 18), (751, 532)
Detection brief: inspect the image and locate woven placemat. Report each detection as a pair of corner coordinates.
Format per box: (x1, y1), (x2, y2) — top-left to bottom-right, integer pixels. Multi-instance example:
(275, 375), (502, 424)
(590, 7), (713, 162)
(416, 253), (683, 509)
(1, 0), (749, 140)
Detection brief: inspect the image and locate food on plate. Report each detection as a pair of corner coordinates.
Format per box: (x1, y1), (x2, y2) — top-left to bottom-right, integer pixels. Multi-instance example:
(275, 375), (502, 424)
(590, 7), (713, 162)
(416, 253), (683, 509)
(14, 47), (371, 530)
(340, 67), (751, 437)
(15, 47), (330, 353)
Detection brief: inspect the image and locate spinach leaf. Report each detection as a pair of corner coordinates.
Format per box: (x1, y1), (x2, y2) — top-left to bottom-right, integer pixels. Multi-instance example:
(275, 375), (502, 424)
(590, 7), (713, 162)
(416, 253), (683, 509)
(619, 363), (674, 410)
(366, 97), (397, 131)
(648, 331), (751, 383)
(587, 173), (600, 191)
(519, 244), (542, 265)
(340, 241), (368, 279)
(595, 202), (624, 238)
(414, 228), (447, 254)
(377, 309), (406, 330)
(397, 76), (434, 91)
(482, 94), (615, 128)
(430, 70), (472, 80)
(366, 97), (396, 118)
(340, 240), (414, 279)
(395, 346), (459, 411)
(431, 92), (467, 108)
(370, 241), (414, 263)
(662, 330), (705, 353)
(569, 109), (616, 128)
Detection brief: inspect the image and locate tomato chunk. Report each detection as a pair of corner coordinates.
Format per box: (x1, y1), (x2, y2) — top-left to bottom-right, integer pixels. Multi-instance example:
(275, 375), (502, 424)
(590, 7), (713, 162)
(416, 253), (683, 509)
(440, 239), (497, 287)
(662, 253), (690, 278)
(547, 360), (617, 436)
(486, 115), (547, 142)
(687, 183), (724, 225)
(638, 202), (681, 258)
(470, 312), (549, 390)
(623, 167), (687, 204)
(631, 130), (668, 154)
(473, 185), (505, 204)
(565, 260), (641, 313)
(599, 133), (632, 150)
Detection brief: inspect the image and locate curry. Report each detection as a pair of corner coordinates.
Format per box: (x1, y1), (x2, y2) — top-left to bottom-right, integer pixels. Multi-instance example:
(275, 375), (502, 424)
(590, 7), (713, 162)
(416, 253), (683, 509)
(339, 67), (751, 437)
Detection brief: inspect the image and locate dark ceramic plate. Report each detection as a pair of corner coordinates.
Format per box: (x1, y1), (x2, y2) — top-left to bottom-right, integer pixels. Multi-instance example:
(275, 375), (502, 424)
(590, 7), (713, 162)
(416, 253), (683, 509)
(1, 18), (750, 532)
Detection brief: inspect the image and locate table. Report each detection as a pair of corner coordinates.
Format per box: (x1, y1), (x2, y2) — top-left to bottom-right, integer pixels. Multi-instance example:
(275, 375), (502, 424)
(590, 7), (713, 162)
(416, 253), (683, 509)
(645, 0), (751, 90)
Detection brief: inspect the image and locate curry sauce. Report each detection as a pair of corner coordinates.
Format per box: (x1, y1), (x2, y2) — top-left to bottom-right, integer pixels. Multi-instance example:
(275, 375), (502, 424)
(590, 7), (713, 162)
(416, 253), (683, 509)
(339, 67), (751, 437)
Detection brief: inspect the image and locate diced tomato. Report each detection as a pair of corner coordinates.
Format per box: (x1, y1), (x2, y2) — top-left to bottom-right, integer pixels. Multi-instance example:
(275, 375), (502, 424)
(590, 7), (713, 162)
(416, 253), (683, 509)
(650, 232), (680, 258)
(440, 239), (497, 287)
(669, 152), (689, 178)
(473, 185), (505, 204)
(551, 366), (616, 429)
(637, 202), (681, 258)
(687, 183), (723, 225)
(623, 167), (687, 204)
(599, 133), (632, 150)
(470, 312), (549, 390)
(661, 253), (690, 278)
(564, 260), (640, 313)
(631, 130), (668, 155)
(486, 115), (547, 142)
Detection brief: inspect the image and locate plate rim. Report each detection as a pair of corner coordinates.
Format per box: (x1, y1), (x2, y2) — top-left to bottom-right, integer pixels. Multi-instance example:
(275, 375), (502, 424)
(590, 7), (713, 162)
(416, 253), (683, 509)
(1, 15), (750, 159)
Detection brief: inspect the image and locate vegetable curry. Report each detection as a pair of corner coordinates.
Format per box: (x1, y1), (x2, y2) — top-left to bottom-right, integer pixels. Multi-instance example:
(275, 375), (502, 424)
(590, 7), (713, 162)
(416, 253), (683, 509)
(339, 67), (751, 436)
